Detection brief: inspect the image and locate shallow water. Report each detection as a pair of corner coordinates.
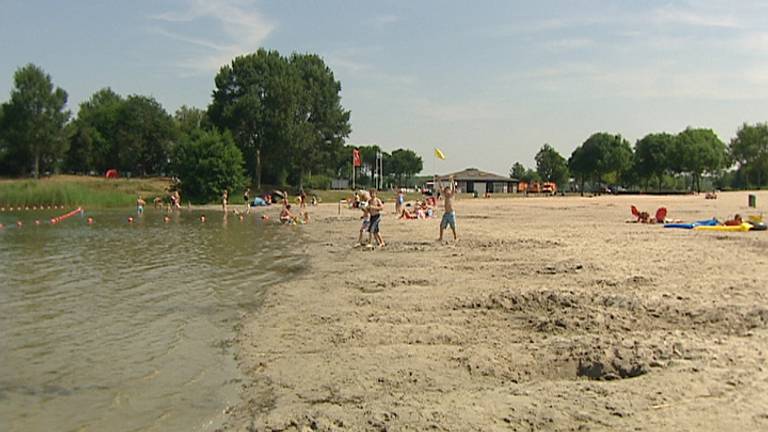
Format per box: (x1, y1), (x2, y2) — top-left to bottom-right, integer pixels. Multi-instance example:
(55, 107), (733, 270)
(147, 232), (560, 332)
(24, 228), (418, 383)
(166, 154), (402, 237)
(0, 208), (301, 431)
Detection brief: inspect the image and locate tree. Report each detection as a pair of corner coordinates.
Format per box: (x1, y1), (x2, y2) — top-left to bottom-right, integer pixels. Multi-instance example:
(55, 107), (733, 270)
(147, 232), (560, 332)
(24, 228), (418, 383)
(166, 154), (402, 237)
(673, 128), (726, 192)
(209, 49), (352, 189)
(175, 105), (209, 137)
(113, 95), (176, 175)
(521, 168), (541, 183)
(634, 132), (674, 191)
(64, 124), (96, 173)
(358, 144), (384, 187)
(568, 132), (631, 193)
(535, 144), (569, 187)
(0, 64), (70, 177)
(69, 88), (124, 174)
(209, 49), (295, 188)
(730, 123), (768, 187)
(568, 145), (592, 195)
(288, 53), (352, 187)
(389, 148), (423, 186)
(171, 129), (246, 203)
(509, 162), (526, 179)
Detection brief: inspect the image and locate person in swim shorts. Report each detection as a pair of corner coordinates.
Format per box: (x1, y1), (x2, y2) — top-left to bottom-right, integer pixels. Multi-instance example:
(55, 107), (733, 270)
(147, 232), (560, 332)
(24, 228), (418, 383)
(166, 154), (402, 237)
(438, 175), (457, 242)
(136, 195), (146, 215)
(366, 189), (385, 248)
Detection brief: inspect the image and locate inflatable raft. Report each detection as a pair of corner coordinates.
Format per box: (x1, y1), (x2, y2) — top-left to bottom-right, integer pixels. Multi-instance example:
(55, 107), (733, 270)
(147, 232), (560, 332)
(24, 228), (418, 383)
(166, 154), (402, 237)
(693, 223), (752, 232)
(664, 219), (718, 229)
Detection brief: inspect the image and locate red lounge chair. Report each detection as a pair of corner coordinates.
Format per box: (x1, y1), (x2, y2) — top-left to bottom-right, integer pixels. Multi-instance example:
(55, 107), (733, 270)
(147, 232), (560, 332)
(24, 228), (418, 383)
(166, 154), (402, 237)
(631, 205), (641, 220)
(655, 207), (667, 223)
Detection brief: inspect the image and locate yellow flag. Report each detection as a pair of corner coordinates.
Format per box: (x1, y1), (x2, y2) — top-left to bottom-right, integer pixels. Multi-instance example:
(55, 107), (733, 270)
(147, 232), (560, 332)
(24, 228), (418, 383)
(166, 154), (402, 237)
(434, 147), (446, 160)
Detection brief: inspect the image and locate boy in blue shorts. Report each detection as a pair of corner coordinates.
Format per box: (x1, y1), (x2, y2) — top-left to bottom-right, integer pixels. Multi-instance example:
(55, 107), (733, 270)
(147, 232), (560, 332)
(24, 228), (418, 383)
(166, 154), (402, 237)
(438, 176), (457, 242)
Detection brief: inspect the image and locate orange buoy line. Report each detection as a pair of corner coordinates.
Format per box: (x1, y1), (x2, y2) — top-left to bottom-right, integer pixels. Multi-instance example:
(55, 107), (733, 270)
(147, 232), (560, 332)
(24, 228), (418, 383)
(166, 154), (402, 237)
(51, 207), (84, 224)
(0, 204), (64, 212)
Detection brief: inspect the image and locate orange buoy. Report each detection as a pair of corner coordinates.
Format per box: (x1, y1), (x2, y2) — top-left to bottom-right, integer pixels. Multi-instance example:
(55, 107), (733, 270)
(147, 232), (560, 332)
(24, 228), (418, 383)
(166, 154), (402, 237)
(128, 216), (134, 223)
(87, 217), (94, 224)
(163, 215), (170, 223)
(0, 223), (4, 229)
(34, 220), (41, 225)
(16, 221), (23, 227)
(200, 215), (206, 222)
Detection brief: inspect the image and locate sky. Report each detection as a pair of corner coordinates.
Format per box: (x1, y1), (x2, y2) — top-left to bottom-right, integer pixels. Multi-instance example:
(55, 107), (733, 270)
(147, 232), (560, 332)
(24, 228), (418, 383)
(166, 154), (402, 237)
(2, 0), (768, 175)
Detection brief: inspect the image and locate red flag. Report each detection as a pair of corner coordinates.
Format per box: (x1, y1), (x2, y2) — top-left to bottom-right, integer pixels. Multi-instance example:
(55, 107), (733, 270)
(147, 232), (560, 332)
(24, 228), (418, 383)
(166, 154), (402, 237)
(353, 149), (361, 167)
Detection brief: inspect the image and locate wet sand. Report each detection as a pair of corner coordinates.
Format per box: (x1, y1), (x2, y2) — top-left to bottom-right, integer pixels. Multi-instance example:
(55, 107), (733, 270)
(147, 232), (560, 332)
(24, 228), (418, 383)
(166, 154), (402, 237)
(222, 192), (768, 431)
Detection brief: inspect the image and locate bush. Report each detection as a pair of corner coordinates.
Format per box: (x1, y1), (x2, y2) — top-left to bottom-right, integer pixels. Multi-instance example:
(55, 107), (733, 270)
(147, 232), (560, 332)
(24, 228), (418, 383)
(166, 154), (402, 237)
(304, 174), (333, 190)
(171, 129), (245, 203)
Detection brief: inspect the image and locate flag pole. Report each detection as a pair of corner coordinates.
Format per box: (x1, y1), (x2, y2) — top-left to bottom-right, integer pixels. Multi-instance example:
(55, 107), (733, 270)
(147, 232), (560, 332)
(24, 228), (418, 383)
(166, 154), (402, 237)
(352, 151), (355, 191)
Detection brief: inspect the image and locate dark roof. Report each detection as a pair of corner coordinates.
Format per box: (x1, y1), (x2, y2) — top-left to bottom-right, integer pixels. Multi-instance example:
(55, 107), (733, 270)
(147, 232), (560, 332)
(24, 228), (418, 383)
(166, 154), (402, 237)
(437, 168), (518, 182)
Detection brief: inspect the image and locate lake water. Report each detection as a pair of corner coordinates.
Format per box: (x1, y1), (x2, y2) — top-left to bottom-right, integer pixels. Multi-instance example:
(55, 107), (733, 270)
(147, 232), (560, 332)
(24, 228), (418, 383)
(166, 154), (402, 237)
(0, 208), (302, 431)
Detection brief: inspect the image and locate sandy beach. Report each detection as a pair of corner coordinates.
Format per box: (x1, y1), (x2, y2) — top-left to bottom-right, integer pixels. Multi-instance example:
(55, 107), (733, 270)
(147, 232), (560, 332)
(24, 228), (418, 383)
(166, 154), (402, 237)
(222, 191), (768, 431)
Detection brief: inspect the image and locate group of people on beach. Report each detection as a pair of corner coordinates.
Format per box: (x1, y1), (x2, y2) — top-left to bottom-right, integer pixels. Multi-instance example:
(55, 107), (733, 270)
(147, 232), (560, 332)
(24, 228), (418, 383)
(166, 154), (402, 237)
(353, 176), (458, 249)
(133, 180), (457, 242)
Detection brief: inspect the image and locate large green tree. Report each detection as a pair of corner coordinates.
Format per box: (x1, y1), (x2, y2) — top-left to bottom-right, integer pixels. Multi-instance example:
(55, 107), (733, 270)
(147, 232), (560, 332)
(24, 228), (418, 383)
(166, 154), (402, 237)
(67, 88), (124, 174)
(729, 123), (768, 187)
(634, 132), (674, 191)
(0, 64), (70, 177)
(388, 148), (423, 186)
(672, 128), (727, 192)
(209, 49), (351, 189)
(569, 132), (630, 194)
(171, 129), (246, 202)
(209, 49), (295, 188)
(113, 95), (176, 175)
(535, 143), (569, 187)
(288, 53), (352, 187)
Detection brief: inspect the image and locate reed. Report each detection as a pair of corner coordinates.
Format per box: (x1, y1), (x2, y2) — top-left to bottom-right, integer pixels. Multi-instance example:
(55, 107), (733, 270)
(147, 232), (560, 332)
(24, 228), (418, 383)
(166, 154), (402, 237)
(0, 176), (170, 208)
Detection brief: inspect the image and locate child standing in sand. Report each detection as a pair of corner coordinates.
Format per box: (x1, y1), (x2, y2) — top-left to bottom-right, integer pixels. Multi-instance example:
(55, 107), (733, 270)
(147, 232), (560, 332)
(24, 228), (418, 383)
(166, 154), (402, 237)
(366, 189), (386, 248)
(355, 193), (371, 247)
(438, 176), (457, 242)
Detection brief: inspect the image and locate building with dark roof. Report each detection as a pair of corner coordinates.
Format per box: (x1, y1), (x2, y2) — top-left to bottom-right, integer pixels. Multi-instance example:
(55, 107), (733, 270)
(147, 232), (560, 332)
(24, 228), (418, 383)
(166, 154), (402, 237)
(436, 168), (519, 194)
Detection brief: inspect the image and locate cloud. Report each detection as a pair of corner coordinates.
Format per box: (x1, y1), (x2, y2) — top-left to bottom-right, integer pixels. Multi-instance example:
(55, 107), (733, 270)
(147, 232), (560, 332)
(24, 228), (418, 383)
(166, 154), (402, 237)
(737, 32), (768, 52)
(652, 5), (742, 29)
(372, 14), (399, 26)
(150, 0), (276, 73)
(542, 38), (594, 51)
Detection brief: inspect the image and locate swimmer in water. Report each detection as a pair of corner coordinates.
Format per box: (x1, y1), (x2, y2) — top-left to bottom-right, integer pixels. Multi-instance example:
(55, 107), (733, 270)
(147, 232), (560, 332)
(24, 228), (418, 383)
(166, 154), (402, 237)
(137, 195), (146, 215)
(243, 187), (251, 215)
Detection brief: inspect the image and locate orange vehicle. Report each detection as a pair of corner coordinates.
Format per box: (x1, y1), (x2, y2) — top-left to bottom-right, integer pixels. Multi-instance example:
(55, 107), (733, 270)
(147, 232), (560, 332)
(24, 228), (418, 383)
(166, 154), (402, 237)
(519, 181), (556, 194)
(541, 182), (557, 195)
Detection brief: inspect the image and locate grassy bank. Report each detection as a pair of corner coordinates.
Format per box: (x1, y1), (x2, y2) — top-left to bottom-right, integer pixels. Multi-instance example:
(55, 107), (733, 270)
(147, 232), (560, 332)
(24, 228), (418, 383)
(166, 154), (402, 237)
(0, 175), (170, 208)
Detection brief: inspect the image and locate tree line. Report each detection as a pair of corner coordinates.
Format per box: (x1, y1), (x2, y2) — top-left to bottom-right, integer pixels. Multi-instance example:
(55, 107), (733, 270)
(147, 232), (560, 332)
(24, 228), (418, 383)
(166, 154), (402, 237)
(0, 53), (422, 202)
(511, 126), (768, 193)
